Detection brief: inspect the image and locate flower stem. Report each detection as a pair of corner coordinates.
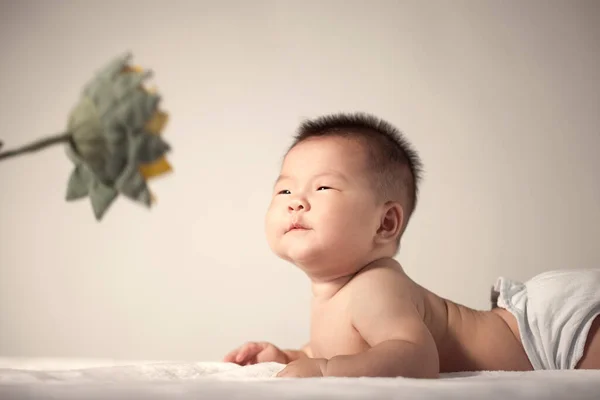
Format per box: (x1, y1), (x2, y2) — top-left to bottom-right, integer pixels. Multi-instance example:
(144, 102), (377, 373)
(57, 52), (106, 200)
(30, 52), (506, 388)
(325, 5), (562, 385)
(0, 132), (72, 162)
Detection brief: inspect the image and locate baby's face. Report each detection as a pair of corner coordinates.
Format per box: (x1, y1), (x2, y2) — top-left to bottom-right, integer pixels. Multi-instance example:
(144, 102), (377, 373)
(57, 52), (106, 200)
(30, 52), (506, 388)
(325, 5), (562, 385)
(265, 136), (383, 278)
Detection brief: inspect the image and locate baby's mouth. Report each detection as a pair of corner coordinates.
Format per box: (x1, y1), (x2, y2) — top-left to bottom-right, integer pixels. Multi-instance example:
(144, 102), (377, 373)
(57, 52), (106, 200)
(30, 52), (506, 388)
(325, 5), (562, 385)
(287, 222), (309, 233)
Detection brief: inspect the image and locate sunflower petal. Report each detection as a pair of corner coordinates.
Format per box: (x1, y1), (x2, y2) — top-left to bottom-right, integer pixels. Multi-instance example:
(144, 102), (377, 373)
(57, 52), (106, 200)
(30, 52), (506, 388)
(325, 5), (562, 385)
(122, 65), (144, 74)
(145, 110), (169, 134)
(139, 156), (173, 180)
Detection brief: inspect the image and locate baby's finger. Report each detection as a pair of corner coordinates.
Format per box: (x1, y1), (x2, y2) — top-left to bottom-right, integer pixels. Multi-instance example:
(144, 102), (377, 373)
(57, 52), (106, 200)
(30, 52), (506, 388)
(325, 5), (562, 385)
(223, 349), (240, 363)
(236, 342), (262, 363)
(257, 344), (286, 364)
(243, 355), (258, 366)
(223, 344), (248, 363)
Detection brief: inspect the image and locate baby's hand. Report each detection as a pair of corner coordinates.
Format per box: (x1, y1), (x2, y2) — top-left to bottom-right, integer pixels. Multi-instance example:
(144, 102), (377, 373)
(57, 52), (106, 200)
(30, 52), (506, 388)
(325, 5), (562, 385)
(223, 341), (289, 365)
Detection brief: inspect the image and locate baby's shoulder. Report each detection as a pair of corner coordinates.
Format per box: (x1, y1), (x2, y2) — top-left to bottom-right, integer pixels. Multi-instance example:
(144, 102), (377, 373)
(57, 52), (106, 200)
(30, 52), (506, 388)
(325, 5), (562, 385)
(346, 258), (414, 293)
(343, 258), (426, 316)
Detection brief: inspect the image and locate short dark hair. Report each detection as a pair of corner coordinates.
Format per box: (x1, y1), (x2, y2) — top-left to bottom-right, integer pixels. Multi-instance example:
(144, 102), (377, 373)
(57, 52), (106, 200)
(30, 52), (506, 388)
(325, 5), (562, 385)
(289, 112), (423, 232)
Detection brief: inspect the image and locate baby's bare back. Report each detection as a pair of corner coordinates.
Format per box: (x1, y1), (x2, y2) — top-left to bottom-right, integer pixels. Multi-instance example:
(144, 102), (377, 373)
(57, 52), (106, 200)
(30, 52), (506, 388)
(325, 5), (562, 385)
(435, 301), (533, 372)
(309, 260), (532, 373)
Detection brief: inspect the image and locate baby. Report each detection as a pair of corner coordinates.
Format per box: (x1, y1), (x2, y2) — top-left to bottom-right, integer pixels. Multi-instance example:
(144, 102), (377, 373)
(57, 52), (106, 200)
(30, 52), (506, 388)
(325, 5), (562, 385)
(224, 112), (600, 378)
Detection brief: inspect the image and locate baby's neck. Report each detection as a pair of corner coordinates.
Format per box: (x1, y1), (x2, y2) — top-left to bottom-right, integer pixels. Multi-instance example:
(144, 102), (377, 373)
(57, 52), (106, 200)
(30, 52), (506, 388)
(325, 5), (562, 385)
(307, 258), (387, 301)
(310, 275), (355, 301)
(299, 249), (397, 300)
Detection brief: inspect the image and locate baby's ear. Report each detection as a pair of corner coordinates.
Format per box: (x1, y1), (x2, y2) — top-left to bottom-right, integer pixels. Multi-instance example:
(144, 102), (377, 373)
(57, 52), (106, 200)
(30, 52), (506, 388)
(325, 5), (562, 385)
(375, 202), (404, 245)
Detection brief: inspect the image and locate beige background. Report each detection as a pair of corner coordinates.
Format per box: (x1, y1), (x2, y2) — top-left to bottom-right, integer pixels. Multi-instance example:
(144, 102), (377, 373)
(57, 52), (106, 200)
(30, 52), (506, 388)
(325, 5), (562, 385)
(0, 0), (599, 362)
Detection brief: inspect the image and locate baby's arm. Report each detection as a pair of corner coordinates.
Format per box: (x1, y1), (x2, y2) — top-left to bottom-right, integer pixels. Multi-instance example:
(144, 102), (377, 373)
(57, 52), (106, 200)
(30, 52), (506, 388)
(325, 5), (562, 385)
(284, 343), (313, 361)
(323, 268), (439, 378)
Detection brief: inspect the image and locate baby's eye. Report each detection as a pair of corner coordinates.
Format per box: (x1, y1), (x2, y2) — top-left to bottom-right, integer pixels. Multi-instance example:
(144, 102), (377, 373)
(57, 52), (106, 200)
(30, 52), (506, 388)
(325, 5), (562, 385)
(317, 186), (332, 191)
(277, 189), (291, 195)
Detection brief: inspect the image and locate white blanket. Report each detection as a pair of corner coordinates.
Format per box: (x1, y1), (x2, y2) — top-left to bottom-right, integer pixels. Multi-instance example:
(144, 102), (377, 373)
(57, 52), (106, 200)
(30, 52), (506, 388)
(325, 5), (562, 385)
(1, 358), (599, 400)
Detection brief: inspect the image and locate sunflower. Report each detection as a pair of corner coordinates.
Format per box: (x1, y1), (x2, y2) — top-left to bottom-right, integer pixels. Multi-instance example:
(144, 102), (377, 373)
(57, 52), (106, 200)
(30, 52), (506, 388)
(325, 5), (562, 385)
(0, 53), (173, 220)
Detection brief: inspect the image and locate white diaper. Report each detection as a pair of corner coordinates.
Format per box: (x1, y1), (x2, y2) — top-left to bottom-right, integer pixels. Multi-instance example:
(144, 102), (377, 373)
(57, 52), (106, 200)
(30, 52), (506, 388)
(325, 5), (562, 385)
(494, 269), (600, 370)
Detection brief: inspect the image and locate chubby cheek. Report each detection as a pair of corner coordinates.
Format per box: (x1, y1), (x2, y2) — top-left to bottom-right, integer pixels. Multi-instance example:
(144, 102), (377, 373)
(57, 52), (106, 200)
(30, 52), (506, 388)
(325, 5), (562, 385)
(264, 206), (285, 243)
(319, 196), (374, 226)
(319, 204), (377, 244)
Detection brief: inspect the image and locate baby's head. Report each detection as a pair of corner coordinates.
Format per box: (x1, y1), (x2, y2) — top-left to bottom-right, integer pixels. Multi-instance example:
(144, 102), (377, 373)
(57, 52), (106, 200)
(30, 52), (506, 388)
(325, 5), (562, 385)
(265, 112), (422, 280)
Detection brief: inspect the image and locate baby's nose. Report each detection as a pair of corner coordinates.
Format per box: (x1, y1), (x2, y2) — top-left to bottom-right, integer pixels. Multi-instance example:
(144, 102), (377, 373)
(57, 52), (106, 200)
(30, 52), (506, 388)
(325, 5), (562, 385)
(288, 198), (308, 212)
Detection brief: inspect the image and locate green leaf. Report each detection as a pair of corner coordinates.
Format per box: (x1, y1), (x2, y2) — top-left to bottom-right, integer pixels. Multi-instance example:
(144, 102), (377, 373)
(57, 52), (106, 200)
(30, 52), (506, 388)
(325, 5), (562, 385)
(88, 178), (118, 220)
(66, 164), (91, 200)
(137, 134), (170, 163)
(115, 167), (151, 206)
